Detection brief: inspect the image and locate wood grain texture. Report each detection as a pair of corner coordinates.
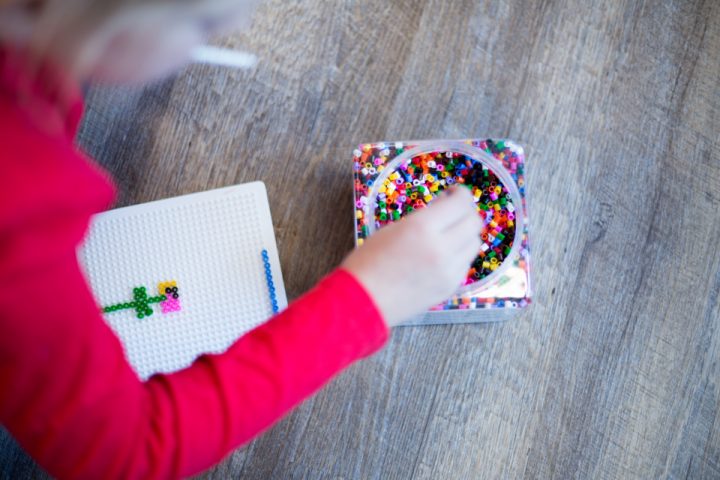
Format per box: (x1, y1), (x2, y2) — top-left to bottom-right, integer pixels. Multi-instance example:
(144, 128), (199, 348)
(2, 0), (719, 478)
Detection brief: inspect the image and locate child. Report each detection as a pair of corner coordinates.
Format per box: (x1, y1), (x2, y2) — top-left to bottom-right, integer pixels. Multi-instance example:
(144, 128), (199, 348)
(0, 1), (482, 478)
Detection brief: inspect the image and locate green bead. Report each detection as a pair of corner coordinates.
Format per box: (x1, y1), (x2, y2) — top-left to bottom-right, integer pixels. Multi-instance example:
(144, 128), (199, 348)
(497, 141), (505, 150)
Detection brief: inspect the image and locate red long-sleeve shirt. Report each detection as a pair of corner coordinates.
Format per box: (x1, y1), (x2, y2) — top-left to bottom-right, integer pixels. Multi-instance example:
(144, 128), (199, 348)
(0, 46), (388, 479)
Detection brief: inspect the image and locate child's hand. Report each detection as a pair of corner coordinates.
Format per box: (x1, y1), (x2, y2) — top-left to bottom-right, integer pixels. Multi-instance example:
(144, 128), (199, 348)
(342, 187), (483, 327)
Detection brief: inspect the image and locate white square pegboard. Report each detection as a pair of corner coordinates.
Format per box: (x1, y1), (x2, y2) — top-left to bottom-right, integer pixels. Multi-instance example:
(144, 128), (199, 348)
(78, 181), (287, 380)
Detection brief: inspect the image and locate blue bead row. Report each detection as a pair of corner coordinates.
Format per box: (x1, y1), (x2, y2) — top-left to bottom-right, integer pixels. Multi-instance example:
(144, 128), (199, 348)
(261, 249), (279, 314)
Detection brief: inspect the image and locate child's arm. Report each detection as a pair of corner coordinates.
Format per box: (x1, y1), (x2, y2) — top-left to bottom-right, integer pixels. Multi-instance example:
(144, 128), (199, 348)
(0, 92), (387, 478)
(0, 250), (387, 479)
(0, 190), (479, 480)
(0, 80), (481, 480)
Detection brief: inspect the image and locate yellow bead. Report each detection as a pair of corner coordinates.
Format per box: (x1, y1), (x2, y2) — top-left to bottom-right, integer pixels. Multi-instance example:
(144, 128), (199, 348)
(356, 210), (363, 219)
(424, 195), (433, 202)
(157, 280), (177, 295)
(482, 261), (490, 269)
(357, 238), (364, 246)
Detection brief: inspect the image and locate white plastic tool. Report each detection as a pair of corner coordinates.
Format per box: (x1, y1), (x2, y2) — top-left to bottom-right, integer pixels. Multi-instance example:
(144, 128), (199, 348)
(190, 45), (258, 69)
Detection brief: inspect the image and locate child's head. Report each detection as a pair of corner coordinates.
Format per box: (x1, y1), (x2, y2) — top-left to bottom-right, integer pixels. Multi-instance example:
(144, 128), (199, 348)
(0, 0), (260, 83)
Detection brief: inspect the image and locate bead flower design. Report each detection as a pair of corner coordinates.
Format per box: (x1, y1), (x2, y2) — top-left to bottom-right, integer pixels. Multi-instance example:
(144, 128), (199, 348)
(102, 280), (181, 319)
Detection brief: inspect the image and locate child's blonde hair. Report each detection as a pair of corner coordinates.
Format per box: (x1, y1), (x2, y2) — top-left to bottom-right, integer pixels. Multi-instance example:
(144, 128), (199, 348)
(0, 0), (259, 82)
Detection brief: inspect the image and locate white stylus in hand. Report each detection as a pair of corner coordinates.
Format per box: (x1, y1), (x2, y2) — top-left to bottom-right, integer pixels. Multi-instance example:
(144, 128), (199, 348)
(190, 45), (257, 69)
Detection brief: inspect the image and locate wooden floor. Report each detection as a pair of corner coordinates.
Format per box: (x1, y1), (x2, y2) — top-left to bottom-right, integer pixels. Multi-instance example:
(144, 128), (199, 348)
(2, 0), (719, 478)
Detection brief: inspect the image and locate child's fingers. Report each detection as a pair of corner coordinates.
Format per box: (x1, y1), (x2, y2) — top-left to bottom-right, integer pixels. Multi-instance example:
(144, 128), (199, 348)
(444, 208), (483, 244)
(452, 235), (482, 268)
(445, 214), (483, 265)
(445, 235), (480, 262)
(416, 187), (477, 231)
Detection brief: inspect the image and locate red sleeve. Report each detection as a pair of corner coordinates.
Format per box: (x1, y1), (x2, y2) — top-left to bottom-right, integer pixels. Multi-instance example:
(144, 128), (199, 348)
(0, 86), (389, 479)
(1, 259), (387, 479)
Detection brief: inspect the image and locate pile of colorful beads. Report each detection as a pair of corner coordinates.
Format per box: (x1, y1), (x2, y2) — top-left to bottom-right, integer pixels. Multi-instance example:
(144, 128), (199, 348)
(361, 149), (518, 286)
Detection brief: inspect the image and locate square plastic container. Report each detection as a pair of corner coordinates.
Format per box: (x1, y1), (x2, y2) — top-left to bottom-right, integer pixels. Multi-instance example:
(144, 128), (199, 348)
(352, 139), (531, 325)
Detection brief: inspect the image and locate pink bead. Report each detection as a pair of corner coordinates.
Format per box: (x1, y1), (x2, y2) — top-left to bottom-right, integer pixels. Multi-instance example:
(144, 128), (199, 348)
(160, 297), (181, 313)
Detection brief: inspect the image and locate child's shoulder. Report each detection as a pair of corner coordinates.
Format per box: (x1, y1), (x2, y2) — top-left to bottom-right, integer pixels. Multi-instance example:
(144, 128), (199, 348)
(0, 89), (115, 230)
